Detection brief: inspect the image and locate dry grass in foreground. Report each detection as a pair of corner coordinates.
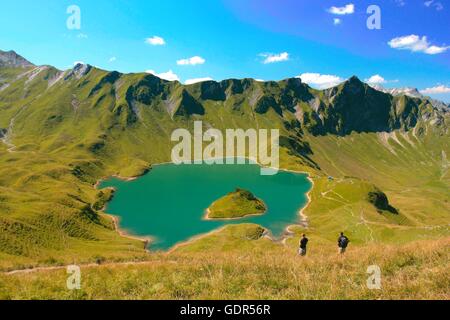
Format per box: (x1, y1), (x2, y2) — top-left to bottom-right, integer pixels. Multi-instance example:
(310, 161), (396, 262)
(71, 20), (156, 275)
(0, 236), (448, 300)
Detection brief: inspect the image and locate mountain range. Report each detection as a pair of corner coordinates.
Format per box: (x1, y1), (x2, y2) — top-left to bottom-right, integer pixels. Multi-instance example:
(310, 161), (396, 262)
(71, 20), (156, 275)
(0, 49), (447, 140)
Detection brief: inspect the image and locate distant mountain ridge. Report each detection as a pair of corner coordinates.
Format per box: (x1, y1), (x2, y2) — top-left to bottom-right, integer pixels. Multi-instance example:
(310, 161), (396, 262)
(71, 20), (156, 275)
(1, 49), (447, 113)
(0, 51), (447, 142)
(0, 50), (34, 68)
(370, 85), (422, 98)
(370, 84), (449, 111)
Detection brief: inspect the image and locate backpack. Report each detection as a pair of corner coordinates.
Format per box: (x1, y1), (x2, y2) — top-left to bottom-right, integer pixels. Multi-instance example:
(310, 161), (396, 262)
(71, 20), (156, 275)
(340, 236), (349, 248)
(300, 238), (308, 249)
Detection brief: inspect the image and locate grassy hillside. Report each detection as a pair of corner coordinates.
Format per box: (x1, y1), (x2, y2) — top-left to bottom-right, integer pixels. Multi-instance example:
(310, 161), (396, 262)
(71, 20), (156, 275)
(0, 53), (449, 299)
(207, 188), (267, 219)
(0, 226), (448, 300)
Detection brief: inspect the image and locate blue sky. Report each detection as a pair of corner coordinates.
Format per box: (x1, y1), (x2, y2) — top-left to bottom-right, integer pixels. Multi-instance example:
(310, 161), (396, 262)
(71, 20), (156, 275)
(0, 0), (449, 102)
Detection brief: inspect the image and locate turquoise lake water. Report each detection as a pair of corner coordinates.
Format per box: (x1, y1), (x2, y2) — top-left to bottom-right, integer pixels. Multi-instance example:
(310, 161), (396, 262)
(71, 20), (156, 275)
(100, 162), (311, 250)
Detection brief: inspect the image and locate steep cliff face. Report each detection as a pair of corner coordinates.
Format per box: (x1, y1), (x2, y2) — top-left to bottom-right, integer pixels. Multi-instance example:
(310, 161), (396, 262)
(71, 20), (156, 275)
(301, 76), (440, 135)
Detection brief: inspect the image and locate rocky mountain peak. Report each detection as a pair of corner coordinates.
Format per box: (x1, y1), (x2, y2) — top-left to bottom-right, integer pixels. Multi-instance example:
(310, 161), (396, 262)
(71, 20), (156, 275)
(341, 75), (366, 94)
(64, 63), (92, 80)
(348, 75), (362, 83)
(0, 50), (34, 68)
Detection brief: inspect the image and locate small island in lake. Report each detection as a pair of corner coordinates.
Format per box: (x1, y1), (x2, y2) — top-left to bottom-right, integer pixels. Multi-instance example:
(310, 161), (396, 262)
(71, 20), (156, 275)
(206, 188), (267, 219)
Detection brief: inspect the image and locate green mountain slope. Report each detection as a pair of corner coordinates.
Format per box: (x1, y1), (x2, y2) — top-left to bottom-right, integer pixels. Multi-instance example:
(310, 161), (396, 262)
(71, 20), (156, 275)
(0, 51), (448, 270)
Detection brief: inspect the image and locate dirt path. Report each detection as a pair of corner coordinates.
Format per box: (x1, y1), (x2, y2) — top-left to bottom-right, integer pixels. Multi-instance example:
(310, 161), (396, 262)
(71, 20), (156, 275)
(2, 259), (178, 276)
(321, 190), (349, 205)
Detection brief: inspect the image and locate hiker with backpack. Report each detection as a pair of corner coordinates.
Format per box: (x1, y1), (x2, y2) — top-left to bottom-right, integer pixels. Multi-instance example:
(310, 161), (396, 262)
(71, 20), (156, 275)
(299, 234), (309, 256)
(338, 232), (349, 254)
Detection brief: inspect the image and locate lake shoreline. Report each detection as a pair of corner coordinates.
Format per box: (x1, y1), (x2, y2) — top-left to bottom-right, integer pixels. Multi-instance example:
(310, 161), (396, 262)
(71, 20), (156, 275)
(95, 159), (315, 252)
(109, 214), (154, 251)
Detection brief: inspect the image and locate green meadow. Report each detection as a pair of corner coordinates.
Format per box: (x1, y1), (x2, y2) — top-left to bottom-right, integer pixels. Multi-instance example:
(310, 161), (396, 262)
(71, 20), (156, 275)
(207, 188), (268, 219)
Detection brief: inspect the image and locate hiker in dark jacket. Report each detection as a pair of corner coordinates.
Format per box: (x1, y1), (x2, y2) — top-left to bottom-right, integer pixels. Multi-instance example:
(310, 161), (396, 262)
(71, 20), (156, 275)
(299, 234), (309, 256)
(338, 232), (349, 254)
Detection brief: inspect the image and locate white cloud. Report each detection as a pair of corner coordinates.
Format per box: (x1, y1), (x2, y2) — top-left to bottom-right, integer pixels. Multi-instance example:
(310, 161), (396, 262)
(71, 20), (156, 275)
(365, 74), (386, 84)
(424, 0), (444, 11)
(388, 34), (449, 55)
(77, 33), (88, 39)
(108, 57), (116, 63)
(389, 35), (428, 51)
(185, 77), (214, 85)
(424, 45), (448, 54)
(254, 79), (265, 82)
(260, 52), (289, 64)
(328, 4), (355, 15)
(333, 18), (342, 25)
(146, 69), (179, 82)
(365, 74), (399, 85)
(297, 73), (345, 89)
(145, 36), (166, 46)
(177, 56), (206, 66)
(395, 0), (406, 7)
(420, 85), (450, 95)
